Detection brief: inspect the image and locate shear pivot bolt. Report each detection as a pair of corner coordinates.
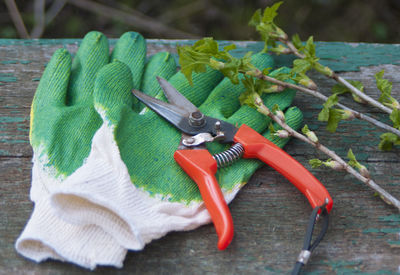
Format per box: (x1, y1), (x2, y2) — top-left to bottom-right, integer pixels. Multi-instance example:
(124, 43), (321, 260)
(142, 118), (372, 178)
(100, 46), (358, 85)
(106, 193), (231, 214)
(185, 137), (195, 144)
(189, 111), (205, 127)
(215, 121), (221, 131)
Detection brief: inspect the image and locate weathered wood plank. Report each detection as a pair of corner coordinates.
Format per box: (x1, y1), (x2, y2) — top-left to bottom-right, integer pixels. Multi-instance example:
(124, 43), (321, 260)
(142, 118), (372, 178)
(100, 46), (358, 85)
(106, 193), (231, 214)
(0, 39), (399, 274)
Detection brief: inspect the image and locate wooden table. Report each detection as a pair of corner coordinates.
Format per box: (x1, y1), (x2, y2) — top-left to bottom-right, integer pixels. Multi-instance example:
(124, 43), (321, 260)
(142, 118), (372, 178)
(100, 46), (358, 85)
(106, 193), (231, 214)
(1, 39), (400, 274)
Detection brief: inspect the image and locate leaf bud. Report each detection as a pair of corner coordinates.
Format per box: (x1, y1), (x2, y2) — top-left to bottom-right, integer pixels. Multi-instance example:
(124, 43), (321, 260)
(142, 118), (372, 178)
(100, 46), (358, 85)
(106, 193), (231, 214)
(341, 110), (356, 120)
(275, 27), (288, 40)
(325, 160), (344, 171)
(275, 110), (286, 122)
(274, 130), (290, 138)
(299, 78), (317, 90)
(209, 59), (225, 70)
(270, 44), (291, 55)
(315, 63), (335, 77)
(246, 70), (260, 77)
(302, 125), (319, 143)
(307, 131), (319, 143)
(359, 165), (370, 178)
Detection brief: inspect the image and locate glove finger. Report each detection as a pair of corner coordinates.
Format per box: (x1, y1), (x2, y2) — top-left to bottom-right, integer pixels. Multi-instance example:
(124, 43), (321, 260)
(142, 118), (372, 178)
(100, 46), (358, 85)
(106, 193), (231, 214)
(166, 67), (223, 107)
(199, 53), (274, 118)
(111, 32), (146, 89)
(134, 52), (177, 112)
(141, 52), (177, 96)
(33, 48), (71, 106)
(94, 61), (135, 123)
(68, 31), (109, 105)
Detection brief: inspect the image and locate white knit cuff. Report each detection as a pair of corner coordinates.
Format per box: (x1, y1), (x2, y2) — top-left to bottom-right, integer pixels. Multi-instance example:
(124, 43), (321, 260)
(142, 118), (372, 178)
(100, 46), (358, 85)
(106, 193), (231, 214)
(50, 123), (242, 250)
(15, 197), (127, 269)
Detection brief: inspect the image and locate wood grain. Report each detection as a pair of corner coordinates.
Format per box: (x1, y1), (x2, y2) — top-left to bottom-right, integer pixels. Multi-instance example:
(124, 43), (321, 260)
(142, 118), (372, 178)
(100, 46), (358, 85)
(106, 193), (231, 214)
(0, 39), (399, 274)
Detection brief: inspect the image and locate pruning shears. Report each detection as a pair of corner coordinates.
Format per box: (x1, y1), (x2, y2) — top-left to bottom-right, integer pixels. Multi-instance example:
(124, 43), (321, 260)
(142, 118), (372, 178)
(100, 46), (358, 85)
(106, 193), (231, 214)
(132, 77), (333, 254)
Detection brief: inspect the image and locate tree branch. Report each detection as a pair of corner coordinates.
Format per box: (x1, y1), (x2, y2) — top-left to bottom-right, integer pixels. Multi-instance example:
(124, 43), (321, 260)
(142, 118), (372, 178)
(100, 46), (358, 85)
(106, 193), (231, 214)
(67, 0), (198, 39)
(31, 0), (46, 38)
(45, 0), (67, 26)
(4, 0), (30, 38)
(281, 39), (394, 115)
(255, 98), (400, 211)
(252, 69), (400, 137)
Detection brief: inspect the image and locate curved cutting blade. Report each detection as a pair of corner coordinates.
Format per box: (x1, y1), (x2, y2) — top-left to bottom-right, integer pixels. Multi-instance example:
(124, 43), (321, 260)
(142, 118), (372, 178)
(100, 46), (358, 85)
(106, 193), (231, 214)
(132, 89), (189, 128)
(156, 76), (199, 114)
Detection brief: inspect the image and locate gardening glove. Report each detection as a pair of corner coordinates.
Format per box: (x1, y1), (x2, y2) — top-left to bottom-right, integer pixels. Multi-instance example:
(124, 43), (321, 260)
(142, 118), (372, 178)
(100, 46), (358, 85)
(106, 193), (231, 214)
(16, 31), (175, 269)
(50, 52), (304, 253)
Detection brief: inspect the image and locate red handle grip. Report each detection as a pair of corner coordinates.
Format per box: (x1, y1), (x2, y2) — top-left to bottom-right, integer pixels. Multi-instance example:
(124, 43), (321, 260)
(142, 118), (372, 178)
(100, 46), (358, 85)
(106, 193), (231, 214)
(234, 124), (333, 213)
(174, 149), (234, 250)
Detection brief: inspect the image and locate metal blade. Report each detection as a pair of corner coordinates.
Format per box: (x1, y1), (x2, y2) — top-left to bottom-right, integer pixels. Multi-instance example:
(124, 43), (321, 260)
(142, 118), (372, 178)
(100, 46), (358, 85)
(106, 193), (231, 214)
(132, 89), (188, 127)
(156, 76), (199, 114)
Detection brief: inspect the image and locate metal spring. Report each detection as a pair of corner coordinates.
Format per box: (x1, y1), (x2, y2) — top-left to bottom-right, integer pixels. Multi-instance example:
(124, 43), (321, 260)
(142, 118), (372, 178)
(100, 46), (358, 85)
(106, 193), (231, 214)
(213, 143), (244, 168)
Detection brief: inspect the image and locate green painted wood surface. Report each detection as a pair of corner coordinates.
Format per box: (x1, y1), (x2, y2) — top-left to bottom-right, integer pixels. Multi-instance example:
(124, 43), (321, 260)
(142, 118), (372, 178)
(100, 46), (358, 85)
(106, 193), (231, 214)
(1, 39), (400, 274)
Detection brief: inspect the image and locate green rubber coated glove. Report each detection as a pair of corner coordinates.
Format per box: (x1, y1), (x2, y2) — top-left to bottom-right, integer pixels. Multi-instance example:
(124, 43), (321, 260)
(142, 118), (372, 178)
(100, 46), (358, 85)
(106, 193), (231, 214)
(49, 50), (303, 252)
(16, 31), (172, 269)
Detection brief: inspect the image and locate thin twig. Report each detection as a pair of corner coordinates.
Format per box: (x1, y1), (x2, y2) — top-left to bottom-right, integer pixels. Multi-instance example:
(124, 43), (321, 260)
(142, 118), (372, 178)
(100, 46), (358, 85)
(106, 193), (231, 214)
(67, 0), (198, 39)
(283, 40), (305, 59)
(4, 0), (30, 38)
(252, 69), (400, 137)
(31, 0), (46, 38)
(336, 76), (393, 114)
(281, 39), (394, 115)
(45, 0), (67, 25)
(255, 99), (400, 211)
(159, 1), (208, 24)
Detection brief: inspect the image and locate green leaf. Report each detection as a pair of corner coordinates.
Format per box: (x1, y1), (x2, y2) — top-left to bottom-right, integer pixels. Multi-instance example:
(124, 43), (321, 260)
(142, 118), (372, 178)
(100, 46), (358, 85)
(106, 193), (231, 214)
(268, 123), (276, 134)
(331, 80), (365, 103)
(347, 149), (357, 165)
(240, 75), (264, 109)
(239, 90), (258, 109)
(390, 108), (400, 129)
(375, 70), (397, 107)
(249, 9), (262, 27)
(292, 59), (312, 74)
(273, 71), (291, 82)
(302, 124), (318, 143)
(291, 34), (303, 50)
(309, 159), (323, 168)
(326, 109), (343, 133)
(347, 149), (370, 177)
(177, 37), (256, 86)
(301, 124), (310, 135)
(271, 103), (280, 113)
(347, 148), (363, 169)
(313, 62), (333, 77)
(379, 132), (400, 151)
(269, 44), (290, 55)
(309, 158), (341, 170)
(318, 94), (353, 132)
(291, 73), (316, 89)
(177, 46), (207, 85)
(249, 1), (287, 44)
(376, 70), (392, 96)
(223, 44), (237, 52)
(177, 37), (221, 85)
(262, 1), (283, 23)
(318, 94), (338, 121)
(304, 36), (316, 58)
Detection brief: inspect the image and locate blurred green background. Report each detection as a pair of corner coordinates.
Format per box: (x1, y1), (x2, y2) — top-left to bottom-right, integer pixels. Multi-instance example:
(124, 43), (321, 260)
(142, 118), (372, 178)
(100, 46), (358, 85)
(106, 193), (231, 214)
(2, 0), (400, 42)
